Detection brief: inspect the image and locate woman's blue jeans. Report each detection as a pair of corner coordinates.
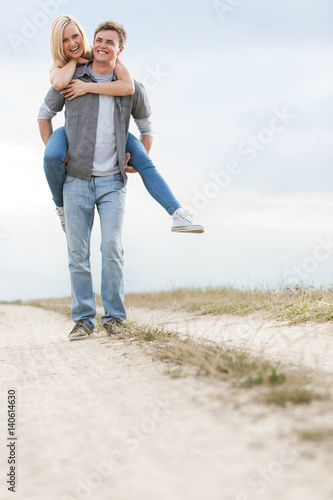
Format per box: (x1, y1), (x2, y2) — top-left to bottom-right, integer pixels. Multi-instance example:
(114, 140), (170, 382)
(43, 127), (181, 215)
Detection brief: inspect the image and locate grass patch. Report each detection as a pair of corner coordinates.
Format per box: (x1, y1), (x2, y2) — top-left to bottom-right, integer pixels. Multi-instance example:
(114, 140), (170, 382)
(14, 284), (333, 325)
(124, 286), (333, 325)
(264, 387), (326, 407)
(298, 428), (333, 442)
(23, 298), (72, 319)
(113, 321), (326, 407)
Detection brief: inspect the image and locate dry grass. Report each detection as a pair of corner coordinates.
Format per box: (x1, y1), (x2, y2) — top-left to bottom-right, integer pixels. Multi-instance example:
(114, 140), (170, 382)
(116, 321), (328, 407)
(9, 285), (333, 325)
(125, 286), (333, 325)
(298, 428), (333, 442)
(263, 387), (326, 407)
(23, 297), (72, 319)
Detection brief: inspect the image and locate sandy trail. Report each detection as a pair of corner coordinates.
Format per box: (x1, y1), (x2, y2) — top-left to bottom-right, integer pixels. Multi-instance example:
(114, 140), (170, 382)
(0, 304), (333, 500)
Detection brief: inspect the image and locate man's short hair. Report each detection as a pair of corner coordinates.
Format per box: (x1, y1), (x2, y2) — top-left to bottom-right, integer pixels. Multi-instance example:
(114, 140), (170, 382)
(94, 21), (127, 47)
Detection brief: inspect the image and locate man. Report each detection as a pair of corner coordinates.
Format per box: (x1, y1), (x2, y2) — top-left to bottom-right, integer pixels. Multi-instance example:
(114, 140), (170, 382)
(38, 21), (152, 340)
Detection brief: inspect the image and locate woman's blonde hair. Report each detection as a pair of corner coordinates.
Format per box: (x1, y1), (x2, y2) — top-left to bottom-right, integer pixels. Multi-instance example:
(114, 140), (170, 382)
(50, 15), (92, 68)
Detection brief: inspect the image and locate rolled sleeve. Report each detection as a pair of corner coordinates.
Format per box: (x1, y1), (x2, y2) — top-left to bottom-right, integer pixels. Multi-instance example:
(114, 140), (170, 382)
(134, 117), (154, 136)
(37, 101), (57, 120)
(132, 81), (152, 120)
(44, 86), (65, 114)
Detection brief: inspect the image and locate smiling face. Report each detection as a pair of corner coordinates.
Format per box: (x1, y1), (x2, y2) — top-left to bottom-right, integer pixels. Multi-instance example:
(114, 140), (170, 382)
(93, 29), (124, 65)
(62, 22), (84, 59)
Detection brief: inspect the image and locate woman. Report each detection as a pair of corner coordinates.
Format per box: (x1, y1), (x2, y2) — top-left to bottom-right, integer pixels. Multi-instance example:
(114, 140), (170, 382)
(41, 15), (204, 234)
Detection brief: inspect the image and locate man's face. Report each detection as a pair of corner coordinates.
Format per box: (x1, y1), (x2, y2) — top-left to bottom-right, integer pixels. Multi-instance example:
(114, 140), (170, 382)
(93, 30), (123, 64)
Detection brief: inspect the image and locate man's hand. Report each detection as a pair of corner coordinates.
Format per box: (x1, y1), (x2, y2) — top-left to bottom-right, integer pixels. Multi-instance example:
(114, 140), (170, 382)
(140, 135), (153, 155)
(124, 152), (137, 174)
(61, 79), (88, 100)
(38, 119), (53, 146)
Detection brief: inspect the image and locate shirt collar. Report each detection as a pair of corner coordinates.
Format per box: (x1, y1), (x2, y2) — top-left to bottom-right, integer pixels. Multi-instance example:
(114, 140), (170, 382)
(74, 60), (117, 81)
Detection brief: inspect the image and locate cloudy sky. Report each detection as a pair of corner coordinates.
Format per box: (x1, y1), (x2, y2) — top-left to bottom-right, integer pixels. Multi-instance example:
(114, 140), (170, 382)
(0, 0), (332, 301)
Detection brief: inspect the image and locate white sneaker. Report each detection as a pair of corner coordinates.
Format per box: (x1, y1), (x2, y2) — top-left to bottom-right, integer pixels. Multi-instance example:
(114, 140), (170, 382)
(171, 208), (204, 233)
(55, 206), (66, 233)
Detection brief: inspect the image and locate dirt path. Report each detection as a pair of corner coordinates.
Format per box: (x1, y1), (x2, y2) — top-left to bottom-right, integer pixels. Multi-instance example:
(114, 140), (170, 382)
(1, 304), (333, 500)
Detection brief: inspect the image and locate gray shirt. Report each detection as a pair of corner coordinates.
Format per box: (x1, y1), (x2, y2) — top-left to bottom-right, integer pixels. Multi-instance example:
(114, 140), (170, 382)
(40, 60), (152, 184)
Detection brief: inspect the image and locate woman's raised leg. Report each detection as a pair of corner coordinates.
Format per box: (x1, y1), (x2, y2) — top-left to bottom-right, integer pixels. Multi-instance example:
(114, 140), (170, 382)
(43, 126), (68, 232)
(125, 132), (181, 215)
(43, 126), (68, 208)
(125, 133), (204, 233)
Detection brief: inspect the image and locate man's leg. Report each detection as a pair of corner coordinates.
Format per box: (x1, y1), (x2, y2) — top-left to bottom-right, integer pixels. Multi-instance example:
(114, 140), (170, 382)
(63, 176), (96, 330)
(95, 174), (127, 328)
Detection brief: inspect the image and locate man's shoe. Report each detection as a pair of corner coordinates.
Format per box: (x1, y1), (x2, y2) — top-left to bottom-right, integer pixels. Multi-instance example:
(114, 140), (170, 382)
(55, 206), (66, 233)
(68, 322), (93, 341)
(105, 321), (128, 336)
(171, 208), (204, 233)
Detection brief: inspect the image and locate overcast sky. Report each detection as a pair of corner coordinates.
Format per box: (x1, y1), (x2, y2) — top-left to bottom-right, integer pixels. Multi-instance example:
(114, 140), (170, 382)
(0, 0), (332, 301)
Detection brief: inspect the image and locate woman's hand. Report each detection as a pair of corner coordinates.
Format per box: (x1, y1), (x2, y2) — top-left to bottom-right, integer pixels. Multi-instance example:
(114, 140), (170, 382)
(63, 150), (69, 166)
(124, 153), (137, 173)
(78, 57), (90, 65)
(61, 79), (89, 100)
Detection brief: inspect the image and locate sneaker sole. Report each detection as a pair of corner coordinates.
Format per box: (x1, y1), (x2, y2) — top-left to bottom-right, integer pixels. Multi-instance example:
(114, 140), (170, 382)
(68, 333), (91, 341)
(172, 226), (204, 233)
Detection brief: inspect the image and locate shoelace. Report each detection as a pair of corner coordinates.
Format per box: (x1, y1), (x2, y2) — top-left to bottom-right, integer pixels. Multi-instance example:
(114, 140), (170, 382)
(178, 210), (193, 223)
(72, 322), (90, 334)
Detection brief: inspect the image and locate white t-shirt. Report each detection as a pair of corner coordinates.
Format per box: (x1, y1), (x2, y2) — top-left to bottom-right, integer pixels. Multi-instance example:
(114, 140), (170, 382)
(89, 68), (119, 176)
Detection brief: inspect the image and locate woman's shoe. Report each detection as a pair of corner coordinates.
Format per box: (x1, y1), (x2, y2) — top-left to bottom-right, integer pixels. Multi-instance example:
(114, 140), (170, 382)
(55, 206), (66, 233)
(171, 208), (204, 233)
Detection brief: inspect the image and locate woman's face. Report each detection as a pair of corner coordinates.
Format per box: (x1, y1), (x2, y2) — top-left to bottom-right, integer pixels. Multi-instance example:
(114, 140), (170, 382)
(62, 22), (84, 59)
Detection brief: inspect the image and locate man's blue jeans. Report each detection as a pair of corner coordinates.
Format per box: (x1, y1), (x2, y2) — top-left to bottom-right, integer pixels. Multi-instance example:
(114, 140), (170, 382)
(63, 173), (127, 330)
(44, 127), (181, 214)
